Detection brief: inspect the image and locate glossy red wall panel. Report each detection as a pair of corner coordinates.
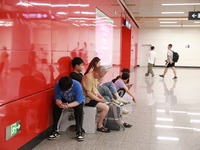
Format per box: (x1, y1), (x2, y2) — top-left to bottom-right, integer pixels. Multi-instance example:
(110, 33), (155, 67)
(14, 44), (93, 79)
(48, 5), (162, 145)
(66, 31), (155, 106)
(0, 0), (138, 149)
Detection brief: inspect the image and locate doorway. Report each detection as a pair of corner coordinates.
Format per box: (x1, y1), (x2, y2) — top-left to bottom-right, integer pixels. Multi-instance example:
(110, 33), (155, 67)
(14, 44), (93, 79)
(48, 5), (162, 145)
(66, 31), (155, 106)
(140, 44), (152, 67)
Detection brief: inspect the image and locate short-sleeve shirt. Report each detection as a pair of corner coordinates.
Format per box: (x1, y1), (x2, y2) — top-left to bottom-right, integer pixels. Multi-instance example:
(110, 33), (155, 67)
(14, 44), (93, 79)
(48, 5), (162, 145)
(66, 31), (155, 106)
(114, 78), (126, 91)
(70, 72), (83, 83)
(81, 72), (99, 103)
(147, 51), (157, 64)
(167, 49), (173, 62)
(54, 79), (85, 104)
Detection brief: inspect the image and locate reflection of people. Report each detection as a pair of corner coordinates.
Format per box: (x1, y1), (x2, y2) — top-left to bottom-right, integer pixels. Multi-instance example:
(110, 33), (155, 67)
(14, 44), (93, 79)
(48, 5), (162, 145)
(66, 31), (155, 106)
(145, 79), (155, 105)
(159, 44), (177, 79)
(48, 76), (85, 141)
(19, 64), (46, 97)
(145, 46), (156, 77)
(79, 42), (88, 64)
(29, 44), (37, 69)
(40, 48), (48, 69)
(161, 79), (177, 109)
(70, 42), (79, 59)
(0, 46), (9, 75)
(49, 56), (73, 83)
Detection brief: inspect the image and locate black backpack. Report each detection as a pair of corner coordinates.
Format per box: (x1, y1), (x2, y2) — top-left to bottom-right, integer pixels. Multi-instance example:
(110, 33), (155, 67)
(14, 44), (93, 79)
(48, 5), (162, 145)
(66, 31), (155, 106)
(170, 50), (179, 62)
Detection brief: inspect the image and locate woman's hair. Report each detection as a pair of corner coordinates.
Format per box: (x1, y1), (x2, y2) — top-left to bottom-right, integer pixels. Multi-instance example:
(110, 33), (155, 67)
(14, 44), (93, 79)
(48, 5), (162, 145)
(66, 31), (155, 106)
(84, 57), (100, 75)
(121, 72), (130, 80)
(112, 72), (130, 83)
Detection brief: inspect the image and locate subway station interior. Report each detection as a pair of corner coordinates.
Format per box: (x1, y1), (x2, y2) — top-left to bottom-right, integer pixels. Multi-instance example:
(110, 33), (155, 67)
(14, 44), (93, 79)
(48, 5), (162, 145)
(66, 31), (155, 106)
(1, 0), (200, 150)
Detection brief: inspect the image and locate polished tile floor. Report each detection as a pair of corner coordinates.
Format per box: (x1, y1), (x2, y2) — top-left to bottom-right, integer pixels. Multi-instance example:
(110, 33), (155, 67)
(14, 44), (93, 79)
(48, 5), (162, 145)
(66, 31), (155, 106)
(33, 67), (200, 150)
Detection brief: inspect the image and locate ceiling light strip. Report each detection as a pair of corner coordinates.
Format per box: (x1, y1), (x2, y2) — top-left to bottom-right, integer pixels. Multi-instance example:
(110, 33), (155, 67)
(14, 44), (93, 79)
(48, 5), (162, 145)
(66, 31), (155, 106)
(162, 3), (200, 6)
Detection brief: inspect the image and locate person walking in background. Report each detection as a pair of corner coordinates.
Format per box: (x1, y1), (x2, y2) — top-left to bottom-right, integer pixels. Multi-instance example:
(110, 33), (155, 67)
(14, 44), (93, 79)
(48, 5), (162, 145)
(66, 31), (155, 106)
(145, 46), (156, 78)
(159, 44), (177, 79)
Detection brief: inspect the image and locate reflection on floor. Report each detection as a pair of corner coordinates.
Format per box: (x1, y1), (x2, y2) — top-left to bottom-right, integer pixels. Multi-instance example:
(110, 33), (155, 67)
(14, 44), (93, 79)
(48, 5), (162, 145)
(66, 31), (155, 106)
(33, 67), (200, 150)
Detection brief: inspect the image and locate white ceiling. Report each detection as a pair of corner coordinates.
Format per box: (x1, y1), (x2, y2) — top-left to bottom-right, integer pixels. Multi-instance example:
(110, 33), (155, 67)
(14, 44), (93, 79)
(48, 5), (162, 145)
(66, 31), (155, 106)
(122, 0), (200, 28)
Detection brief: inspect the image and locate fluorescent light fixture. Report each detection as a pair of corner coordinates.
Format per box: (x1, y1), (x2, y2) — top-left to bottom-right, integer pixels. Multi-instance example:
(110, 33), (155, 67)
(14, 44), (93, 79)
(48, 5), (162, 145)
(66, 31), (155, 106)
(190, 120), (200, 123)
(57, 12), (67, 15)
(68, 17), (96, 20)
(156, 109), (165, 112)
(183, 25), (200, 27)
(157, 136), (179, 141)
(162, 3), (200, 6)
(160, 22), (177, 24)
(160, 25), (181, 27)
(157, 110), (200, 115)
(155, 125), (193, 130)
(187, 112), (200, 116)
(74, 11), (95, 15)
(161, 12), (184, 14)
(155, 125), (173, 128)
(158, 18), (187, 20)
(157, 118), (173, 121)
(17, 2), (89, 7)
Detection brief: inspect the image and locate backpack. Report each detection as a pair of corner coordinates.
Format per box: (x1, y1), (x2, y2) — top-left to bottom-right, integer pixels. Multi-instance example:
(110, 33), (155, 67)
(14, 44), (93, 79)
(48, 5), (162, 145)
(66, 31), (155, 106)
(103, 102), (125, 131)
(170, 50), (179, 62)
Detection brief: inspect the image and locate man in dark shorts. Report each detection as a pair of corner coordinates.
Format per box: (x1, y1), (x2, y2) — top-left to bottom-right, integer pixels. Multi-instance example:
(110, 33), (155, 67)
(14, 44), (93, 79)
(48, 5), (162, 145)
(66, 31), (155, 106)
(159, 44), (177, 79)
(81, 66), (111, 133)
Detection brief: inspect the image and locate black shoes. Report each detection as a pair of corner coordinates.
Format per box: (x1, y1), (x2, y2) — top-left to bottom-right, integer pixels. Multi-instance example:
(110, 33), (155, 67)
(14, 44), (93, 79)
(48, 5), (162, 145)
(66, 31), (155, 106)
(48, 131), (60, 140)
(76, 132), (84, 141)
(159, 75), (164, 78)
(173, 76), (177, 79)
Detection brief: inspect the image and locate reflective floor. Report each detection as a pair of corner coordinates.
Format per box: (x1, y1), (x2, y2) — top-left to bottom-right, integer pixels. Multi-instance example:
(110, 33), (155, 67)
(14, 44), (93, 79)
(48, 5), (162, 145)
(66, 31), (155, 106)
(33, 67), (200, 150)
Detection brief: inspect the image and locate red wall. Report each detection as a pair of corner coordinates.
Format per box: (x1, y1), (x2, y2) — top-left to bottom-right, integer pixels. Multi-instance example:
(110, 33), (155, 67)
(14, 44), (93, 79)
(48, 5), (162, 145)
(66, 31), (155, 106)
(0, 0), (138, 149)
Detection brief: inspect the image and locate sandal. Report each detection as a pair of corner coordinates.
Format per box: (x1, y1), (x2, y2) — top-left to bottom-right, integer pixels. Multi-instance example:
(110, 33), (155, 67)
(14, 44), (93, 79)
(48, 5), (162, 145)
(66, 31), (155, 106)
(123, 122), (132, 128)
(97, 127), (110, 133)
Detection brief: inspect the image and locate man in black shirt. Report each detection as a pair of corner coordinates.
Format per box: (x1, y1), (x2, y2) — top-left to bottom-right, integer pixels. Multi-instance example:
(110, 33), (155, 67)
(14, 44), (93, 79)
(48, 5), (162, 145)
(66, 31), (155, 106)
(70, 57), (84, 83)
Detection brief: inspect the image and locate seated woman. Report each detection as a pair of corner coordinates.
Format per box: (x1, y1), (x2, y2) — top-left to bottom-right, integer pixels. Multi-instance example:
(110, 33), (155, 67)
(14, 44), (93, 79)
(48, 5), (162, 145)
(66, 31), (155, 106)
(112, 72), (136, 103)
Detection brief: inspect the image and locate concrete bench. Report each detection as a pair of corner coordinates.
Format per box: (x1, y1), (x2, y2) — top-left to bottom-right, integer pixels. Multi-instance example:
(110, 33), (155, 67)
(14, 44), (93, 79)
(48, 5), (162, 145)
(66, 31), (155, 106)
(59, 106), (97, 133)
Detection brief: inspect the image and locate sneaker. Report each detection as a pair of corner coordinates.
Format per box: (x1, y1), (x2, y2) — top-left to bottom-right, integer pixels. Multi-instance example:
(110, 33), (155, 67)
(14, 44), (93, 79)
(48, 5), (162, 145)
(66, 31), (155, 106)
(76, 132), (84, 141)
(122, 107), (130, 114)
(48, 131), (60, 140)
(114, 100), (124, 106)
(159, 75), (164, 78)
(116, 98), (129, 104)
(173, 76), (177, 79)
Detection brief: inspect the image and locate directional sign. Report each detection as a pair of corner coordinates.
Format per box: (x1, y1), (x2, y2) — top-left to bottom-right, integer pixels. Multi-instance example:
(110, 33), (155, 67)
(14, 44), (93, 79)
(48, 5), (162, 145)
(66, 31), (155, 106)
(188, 11), (200, 20)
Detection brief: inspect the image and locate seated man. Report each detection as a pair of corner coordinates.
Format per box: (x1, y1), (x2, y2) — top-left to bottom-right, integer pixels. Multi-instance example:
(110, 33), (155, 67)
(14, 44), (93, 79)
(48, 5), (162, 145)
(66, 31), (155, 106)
(81, 66), (110, 133)
(48, 76), (85, 141)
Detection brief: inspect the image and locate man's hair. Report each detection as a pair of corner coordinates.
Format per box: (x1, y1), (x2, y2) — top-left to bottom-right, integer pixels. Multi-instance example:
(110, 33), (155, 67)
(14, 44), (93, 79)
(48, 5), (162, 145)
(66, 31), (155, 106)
(95, 66), (107, 75)
(151, 46), (155, 50)
(71, 57), (84, 68)
(121, 72), (130, 80)
(168, 44), (172, 47)
(59, 76), (73, 91)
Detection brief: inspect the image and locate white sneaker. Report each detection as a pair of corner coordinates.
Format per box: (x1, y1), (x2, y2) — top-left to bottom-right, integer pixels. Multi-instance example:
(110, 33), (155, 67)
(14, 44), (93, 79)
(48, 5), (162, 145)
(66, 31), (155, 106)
(122, 107), (130, 114)
(114, 100), (124, 106)
(117, 98), (129, 104)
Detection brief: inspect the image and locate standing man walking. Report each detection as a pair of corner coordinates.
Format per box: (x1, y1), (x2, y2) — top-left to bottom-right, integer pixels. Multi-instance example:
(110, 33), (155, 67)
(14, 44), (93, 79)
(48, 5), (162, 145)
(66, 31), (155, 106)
(159, 44), (177, 79)
(145, 46), (157, 77)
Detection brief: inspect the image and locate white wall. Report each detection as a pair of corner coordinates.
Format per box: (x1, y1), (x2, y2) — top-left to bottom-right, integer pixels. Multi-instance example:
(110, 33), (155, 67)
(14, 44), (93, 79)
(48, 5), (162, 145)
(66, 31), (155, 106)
(138, 28), (200, 67)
